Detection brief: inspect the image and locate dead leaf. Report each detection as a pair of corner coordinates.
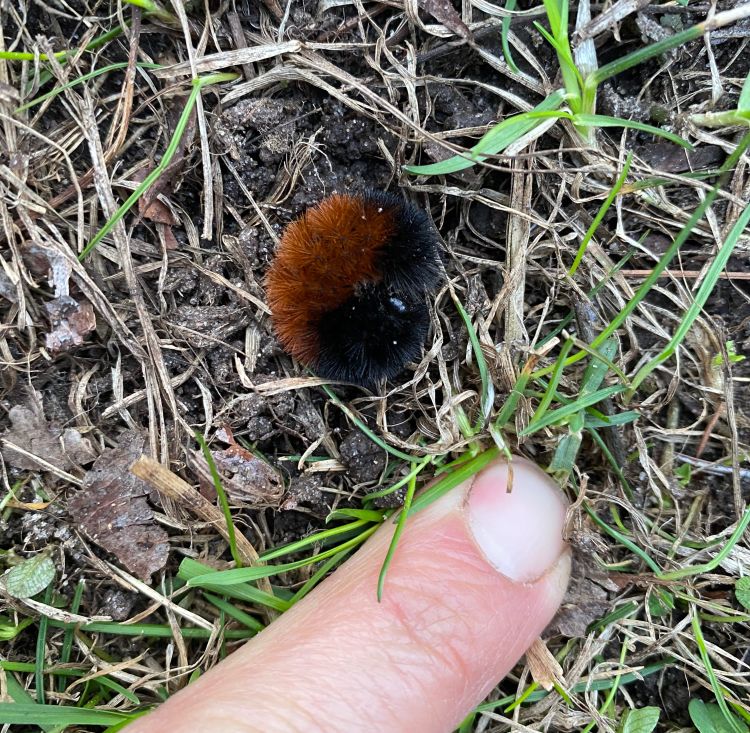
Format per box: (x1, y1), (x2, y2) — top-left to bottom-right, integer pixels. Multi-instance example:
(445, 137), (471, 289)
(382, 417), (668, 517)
(18, 244), (96, 353)
(547, 552), (613, 637)
(68, 432), (169, 582)
(161, 226), (179, 250)
(130, 456), (267, 571)
(526, 638), (566, 691)
(134, 168), (179, 225)
(0, 269), (17, 302)
(190, 427), (284, 507)
(132, 97), (195, 220)
(129, 99), (194, 251)
(141, 198), (179, 226)
(45, 295), (96, 354)
(6, 500), (52, 510)
(1, 394), (96, 471)
(636, 142), (724, 173)
(419, 0), (472, 42)
(133, 167), (180, 250)
(23, 243), (71, 296)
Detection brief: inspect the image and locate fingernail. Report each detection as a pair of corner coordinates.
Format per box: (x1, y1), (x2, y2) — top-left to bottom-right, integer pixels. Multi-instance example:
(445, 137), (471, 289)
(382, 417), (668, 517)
(466, 457), (568, 583)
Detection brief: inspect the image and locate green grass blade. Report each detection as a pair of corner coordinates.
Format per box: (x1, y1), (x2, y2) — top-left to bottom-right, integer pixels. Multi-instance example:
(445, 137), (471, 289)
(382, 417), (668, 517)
(194, 432), (242, 568)
(178, 558), (291, 612)
(89, 676), (140, 704)
(587, 428), (633, 498)
(365, 456), (431, 500)
(35, 587), (53, 704)
(628, 200), (750, 394)
(501, 0), (519, 72)
(629, 169), (719, 192)
(534, 21), (560, 51)
(408, 447), (500, 515)
(472, 92), (566, 155)
(0, 705), (126, 727)
(102, 711), (150, 733)
(187, 527), (379, 587)
(691, 612), (746, 733)
(453, 295), (494, 428)
(589, 6), (750, 90)
(584, 410), (640, 428)
(3, 672), (54, 732)
(520, 384), (624, 436)
(690, 700), (750, 733)
(548, 338), (620, 475)
(259, 519), (372, 561)
(79, 72), (237, 259)
(47, 619), (255, 640)
(573, 114), (692, 147)
(458, 713), (475, 733)
(494, 358), (536, 429)
(290, 550), (351, 604)
(0, 25), (125, 63)
(404, 90), (566, 175)
(321, 384), (415, 462)
(327, 508), (386, 522)
(202, 593), (264, 632)
(532, 131), (750, 381)
(541, 0), (563, 36)
(58, 579), (85, 692)
(540, 0), (582, 101)
(122, 0), (174, 22)
(377, 462), (419, 601)
(591, 23), (703, 88)
(584, 502), (661, 572)
(569, 154), (632, 276)
(474, 661), (669, 713)
(17, 62), (162, 113)
(658, 507), (750, 580)
(529, 338), (574, 426)
(580, 338), (618, 393)
(738, 72), (750, 113)
(548, 424), (582, 475)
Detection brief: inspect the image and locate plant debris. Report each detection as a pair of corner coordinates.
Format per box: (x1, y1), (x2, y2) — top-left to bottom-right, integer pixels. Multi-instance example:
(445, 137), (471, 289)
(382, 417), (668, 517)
(1, 394), (96, 471)
(191, 426), (285, 507)
(44, 295), (97, 354)
(2, 552), (56, 600)
(67, 432), (169, 582)
(419, 0), (473, 42)
(2, 0), (749, 728)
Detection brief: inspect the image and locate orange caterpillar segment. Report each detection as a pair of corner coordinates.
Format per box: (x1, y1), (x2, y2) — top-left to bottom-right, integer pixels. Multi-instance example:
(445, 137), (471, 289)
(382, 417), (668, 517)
(265, 194), (397, 366)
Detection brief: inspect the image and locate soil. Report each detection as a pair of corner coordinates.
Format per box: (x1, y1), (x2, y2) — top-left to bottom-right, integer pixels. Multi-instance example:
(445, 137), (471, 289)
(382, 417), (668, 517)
(1, 0), (749, 730)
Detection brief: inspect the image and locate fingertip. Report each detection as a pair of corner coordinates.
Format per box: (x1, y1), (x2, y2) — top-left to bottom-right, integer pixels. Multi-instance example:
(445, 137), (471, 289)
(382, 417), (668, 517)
(465, 456), (569, 583)
(124, 455), (572, 733)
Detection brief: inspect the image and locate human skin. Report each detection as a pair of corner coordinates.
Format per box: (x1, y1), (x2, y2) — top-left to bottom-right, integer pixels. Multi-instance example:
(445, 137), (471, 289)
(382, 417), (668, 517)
(125, 456), (571, 733)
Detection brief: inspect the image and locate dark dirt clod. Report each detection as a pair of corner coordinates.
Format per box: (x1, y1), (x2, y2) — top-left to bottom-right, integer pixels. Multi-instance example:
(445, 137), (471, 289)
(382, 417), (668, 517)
(97, 588), (138, 621)
(636, 142), (725, 173)
(170, 305), (250, 348)
(281, 474), (327, 514)
(339, 431), (386, 484)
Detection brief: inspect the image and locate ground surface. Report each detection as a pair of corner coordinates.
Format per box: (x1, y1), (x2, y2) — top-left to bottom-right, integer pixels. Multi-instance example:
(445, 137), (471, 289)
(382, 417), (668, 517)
(1, 0), (749, 731)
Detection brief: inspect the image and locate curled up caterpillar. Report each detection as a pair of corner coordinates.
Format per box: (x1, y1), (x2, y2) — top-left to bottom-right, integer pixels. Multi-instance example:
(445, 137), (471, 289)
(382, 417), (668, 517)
(265, 191), (442, 387)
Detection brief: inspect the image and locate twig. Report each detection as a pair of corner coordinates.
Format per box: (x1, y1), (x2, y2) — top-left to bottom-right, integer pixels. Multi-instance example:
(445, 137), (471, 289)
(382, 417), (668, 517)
(131, 456), (277, 622)
(620, 269), (750, 280)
